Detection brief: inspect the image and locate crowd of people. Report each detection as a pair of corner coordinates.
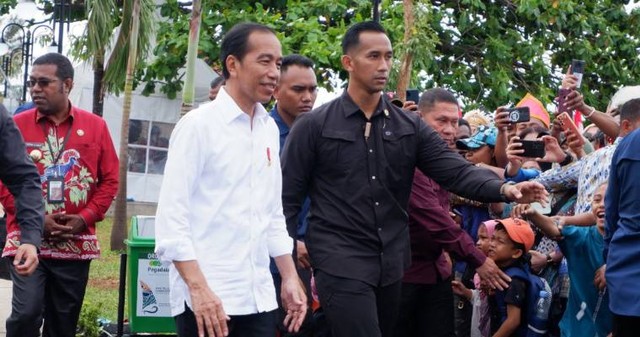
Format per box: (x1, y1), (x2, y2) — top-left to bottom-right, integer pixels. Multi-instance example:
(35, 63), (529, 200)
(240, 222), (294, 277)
(1, 19), (639, 337)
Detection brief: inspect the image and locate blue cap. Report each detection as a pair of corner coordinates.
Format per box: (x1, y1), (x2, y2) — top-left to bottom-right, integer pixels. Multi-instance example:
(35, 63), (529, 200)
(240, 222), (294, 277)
(456, 125), (498, 150)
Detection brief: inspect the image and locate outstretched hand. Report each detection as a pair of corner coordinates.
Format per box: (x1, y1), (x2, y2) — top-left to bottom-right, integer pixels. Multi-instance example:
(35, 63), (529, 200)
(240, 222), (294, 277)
(476, 258), (511, 291)
(503, 181), (549, 205)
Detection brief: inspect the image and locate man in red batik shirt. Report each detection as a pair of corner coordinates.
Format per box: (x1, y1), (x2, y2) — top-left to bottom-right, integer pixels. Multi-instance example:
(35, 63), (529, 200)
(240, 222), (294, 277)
(0, 53), (118, 337)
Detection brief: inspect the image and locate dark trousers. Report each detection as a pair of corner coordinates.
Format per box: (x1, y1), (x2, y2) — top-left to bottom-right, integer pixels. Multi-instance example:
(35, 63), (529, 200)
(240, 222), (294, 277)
(394, 280), (455, 337)
(273, 268), (315, 336)
(175, 303), (276, 337)
(6, 258), (91, 337)
(612, 314), (640, 337)
(314, 269), (402, 337)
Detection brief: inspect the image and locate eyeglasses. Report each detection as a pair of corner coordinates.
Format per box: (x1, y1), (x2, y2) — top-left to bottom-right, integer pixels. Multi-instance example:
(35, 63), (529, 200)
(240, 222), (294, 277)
(26, 78), (58, 88)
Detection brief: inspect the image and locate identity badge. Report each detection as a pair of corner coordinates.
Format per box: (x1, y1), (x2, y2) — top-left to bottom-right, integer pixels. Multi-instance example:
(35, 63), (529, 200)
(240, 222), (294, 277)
(47, 177), (65, 203)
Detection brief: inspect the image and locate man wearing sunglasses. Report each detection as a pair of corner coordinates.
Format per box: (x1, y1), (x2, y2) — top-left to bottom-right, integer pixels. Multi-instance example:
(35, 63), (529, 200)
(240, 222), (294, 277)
(0, 53), (119, 337)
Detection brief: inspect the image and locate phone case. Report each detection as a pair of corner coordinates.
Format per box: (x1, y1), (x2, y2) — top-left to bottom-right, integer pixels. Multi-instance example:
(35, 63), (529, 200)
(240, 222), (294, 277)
(556, 112), (585, 147)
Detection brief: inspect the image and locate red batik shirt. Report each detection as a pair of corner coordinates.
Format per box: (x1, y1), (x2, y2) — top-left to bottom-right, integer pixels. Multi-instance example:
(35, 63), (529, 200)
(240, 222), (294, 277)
(0, 105), (119, 260)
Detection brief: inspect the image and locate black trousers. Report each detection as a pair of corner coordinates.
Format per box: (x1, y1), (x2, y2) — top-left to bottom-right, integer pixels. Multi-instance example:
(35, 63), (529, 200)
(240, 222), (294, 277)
(314, 269), (402, 337)
(175, 303), (277, 337)
(394, 280), (455, 337)
(612, 314), (640, 337)
(6, 258), (91, 337)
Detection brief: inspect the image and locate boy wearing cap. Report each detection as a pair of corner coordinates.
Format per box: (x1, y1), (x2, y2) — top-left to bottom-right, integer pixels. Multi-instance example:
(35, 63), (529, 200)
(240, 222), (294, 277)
(487, 218), (535, 337)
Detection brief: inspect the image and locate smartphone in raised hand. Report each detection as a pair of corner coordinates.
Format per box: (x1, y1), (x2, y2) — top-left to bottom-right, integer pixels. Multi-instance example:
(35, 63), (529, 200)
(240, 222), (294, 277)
(571, 59), (586, 88)
(556, 112), (585, 147)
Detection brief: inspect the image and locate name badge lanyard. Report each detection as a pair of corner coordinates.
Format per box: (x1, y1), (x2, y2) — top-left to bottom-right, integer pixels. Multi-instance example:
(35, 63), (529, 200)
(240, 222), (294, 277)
(41, 121), (73, 203)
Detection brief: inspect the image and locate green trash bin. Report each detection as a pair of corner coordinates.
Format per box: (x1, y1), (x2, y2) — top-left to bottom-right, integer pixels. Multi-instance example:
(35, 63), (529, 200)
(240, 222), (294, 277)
(125, 215), (176, 334)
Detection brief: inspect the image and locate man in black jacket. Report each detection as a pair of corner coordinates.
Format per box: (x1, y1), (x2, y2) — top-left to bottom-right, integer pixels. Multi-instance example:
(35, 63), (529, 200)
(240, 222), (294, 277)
(0, 104), (43, 278)
(281, 21), (548, 337)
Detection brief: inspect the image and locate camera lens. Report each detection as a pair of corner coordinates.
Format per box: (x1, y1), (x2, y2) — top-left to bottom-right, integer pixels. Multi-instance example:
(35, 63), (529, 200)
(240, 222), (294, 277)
(509, 110), (520, 122)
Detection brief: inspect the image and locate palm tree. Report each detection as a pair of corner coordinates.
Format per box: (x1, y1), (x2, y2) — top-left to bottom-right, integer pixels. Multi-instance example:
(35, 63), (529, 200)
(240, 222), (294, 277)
(396, 0), (414, 101)
(79, 0), (118, 117)
(180, 0), (202, 117)
(109, 0), (155, 250)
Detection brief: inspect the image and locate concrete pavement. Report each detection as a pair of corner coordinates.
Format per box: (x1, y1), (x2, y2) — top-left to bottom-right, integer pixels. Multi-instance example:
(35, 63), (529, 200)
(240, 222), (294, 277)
(0, 278), (10, 337)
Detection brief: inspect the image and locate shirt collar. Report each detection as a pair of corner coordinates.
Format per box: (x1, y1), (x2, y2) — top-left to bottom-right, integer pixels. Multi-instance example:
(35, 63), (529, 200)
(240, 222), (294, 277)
(35, 101), (75, 124)
(341, 90), (390, 119)
(217, 87), (269, 124)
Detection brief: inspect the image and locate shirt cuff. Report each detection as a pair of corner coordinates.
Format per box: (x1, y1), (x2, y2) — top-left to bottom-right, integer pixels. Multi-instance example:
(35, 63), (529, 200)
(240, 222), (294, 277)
(268, 236), (294, 259)
(155, 239), (198, 263)
(78, 208), (99, 231)
(19, 229), (42, 248)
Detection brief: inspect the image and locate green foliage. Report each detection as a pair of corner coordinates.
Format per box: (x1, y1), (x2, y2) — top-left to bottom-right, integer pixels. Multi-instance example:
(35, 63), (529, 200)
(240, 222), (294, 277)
(0, 0), (16, 15)
(143, 0), (640, 111)
(76, 301), (102, 337)
(83, 218), (125, 322)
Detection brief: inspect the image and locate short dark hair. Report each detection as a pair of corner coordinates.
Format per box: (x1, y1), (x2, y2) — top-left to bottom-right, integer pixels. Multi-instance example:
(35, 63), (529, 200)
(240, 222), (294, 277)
(220, 23), (276, 79)
(33, 53), (74, 80)
(620, 98), (640, 124)
(342, 21), (387, 54)
(418, 88), (459, 114)
(458, 118), (470, 129)
(281, 54), (314, 73)
(210, 76), (224, 88)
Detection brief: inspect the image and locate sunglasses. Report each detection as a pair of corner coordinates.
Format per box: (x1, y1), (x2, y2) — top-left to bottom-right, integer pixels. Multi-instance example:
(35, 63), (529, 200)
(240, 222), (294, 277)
(27, 78), (59, 88)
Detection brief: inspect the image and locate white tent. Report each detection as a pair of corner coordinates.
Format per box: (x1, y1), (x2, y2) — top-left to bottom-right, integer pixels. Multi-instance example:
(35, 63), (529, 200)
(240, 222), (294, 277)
(70, 59), (217, 203)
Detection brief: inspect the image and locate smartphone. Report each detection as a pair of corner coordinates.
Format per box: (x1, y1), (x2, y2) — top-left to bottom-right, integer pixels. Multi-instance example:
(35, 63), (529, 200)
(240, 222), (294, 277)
(519, 139), (546, 158)
(556, 112), (585, 147)
(507, 106), (530, 123)
(556, 87), (571, 116)
(406, 89), (420, 103)
(571, 59), (586, 88)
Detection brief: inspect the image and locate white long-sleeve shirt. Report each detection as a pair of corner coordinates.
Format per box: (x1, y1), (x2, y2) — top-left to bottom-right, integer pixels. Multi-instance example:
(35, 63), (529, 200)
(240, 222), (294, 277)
(155, 87), (293, 316)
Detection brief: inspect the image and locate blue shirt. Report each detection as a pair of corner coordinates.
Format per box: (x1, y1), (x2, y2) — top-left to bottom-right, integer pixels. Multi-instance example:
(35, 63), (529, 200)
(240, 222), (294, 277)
(270, 106), (310, 239)
(559, 226), (611, 337)
(504, 167), (540, 183)
(604, 128), (640, 316)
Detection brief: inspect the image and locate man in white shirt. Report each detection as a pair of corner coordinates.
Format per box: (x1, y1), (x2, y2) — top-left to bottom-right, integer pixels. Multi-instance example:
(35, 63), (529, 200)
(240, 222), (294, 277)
(155, 22), (307, 337)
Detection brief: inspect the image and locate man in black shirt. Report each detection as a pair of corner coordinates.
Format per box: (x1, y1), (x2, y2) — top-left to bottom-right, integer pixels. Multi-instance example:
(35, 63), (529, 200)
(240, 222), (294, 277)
(281, 21), (547, 337)
(0, 104), (43, 277)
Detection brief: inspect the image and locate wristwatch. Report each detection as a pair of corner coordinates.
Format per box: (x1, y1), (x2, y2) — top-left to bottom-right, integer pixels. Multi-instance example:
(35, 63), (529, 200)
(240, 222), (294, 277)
(499, 181), (516, 202)
(559, 152), (573, 166)
(546, 253), (553, 264)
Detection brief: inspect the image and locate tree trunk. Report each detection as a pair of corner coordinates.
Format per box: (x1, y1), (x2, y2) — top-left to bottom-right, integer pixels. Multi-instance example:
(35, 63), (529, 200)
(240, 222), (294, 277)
(396, 0), (414, 102)
(111, 0), (141, 251)
(180, 0), (202, 117)
(91, 52), (105, 116)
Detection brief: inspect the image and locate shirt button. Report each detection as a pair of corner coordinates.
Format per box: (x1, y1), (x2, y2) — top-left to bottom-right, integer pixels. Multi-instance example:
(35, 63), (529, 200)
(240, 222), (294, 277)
(380, 251), (384, 256)
(371, 175), (376, 180)
(375, 201), (380, 206)
(369, 149), (373, 153)
(378, 227), (382, 232)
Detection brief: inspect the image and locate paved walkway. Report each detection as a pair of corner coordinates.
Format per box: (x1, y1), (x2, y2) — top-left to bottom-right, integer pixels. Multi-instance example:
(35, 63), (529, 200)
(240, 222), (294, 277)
(0, 278), (11, 337)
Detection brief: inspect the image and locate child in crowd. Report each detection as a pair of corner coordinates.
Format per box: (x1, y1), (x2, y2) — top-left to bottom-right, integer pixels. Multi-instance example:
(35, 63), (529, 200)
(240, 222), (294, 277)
(452, 220), (497, 337)
(488, 218), (535, 337)
(513, 182), (612, 337)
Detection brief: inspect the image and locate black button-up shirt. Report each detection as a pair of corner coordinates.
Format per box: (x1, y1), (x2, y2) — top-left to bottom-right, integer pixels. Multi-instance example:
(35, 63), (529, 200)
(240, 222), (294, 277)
(282, 92), (504, 286)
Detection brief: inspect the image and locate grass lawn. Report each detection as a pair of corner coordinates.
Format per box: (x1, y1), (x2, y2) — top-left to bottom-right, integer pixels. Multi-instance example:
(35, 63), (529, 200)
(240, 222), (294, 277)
(82, 217), (127, 323)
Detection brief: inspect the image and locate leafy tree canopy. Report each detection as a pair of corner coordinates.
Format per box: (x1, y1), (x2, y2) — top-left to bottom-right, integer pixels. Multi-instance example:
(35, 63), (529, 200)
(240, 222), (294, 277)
(126, 0), (640, 111)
